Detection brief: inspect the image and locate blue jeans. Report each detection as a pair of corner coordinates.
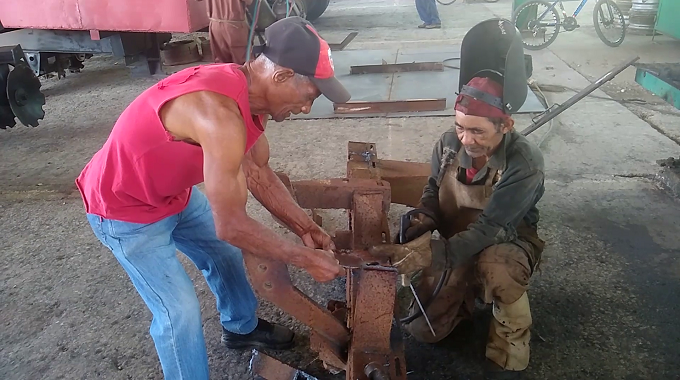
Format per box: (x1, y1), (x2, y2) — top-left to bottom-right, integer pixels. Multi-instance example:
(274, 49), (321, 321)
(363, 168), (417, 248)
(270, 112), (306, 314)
(86, 187), (258, 380)
(416, 0), (441, 25)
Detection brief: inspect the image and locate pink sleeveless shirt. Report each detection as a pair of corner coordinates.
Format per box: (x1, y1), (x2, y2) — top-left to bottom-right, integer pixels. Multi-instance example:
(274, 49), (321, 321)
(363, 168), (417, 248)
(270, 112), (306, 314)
(75, 63), (264, 224)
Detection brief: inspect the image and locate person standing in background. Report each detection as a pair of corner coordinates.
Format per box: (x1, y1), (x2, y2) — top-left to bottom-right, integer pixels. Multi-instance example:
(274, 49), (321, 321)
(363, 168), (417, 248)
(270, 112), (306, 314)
(415, 0), (442, 29)
(208, 0), (253, 64)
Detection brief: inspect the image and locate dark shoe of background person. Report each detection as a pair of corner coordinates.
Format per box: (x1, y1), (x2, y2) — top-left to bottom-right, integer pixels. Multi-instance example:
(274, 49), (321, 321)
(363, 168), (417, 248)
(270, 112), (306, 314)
(484, 359), (523, 380)
(221, 318), (295, 350)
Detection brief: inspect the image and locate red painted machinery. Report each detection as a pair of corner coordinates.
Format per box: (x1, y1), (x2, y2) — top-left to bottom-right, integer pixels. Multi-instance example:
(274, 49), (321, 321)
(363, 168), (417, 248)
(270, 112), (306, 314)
(0, 0), (329, 129)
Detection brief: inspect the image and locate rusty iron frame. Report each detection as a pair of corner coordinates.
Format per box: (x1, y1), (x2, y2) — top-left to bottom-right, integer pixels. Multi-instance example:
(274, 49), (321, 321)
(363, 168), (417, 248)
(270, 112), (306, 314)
(333, 98), (447, 115)
(159, 39), (201, 66)
(328, 31), (359, 51)
(250, 350), (319, 380)
(244, 141), (428, 380)
(350, 61), (444, 75)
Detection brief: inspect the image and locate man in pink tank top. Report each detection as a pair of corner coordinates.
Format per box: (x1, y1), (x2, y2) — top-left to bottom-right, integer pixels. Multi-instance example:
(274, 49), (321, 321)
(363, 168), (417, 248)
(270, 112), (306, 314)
(76, 17), (351, 379)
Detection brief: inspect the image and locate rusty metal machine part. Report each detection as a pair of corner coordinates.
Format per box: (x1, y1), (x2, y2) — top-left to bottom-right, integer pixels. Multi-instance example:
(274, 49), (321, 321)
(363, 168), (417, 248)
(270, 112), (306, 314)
(250, 349), (319, 380)
(350, 61), (444, 75)
(364, 362), (392, 380)
(244, 143), (412, 379)
(328, 31), (359, 52)
(346, 141), (431, 208)
(334, 98), (447, 115)
(160, 39), (202, 66)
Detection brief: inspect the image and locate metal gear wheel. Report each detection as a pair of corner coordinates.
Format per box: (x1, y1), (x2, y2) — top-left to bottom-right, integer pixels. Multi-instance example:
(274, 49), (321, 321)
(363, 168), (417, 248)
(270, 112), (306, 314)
(6, 62), (45, 128)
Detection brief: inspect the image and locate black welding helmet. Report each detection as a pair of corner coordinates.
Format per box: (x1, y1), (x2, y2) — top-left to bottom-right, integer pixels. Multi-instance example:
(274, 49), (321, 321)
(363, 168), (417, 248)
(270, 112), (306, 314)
(458, 18), (528, 114)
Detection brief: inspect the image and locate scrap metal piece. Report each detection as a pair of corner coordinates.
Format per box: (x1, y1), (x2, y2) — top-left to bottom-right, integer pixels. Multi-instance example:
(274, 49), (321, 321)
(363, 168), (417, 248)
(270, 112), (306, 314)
(334, 99), (446, 115)
(347, 141), (431, 207)
(351, 191), (390, 250)
(350, 61), (444, 75)
(521, 56), (640, 136)
(160, 39), (201, 66)
(328, 31), (358, 51)
(346, 265), (407, 380)
(283, 177), (391, 211)
(249, 350), (319, 380)
(242, 252), (350, 367)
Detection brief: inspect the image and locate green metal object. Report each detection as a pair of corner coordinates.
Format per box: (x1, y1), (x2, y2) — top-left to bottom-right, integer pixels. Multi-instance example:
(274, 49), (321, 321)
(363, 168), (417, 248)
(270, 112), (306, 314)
(512, 0), (538, 30)
(654, 0), (680, 40)
(634, 63), (680, 110)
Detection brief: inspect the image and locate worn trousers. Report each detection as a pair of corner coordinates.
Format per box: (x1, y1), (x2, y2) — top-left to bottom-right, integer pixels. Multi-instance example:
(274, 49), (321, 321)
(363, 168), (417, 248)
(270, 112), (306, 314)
(406, 242), (535, 370)
(415, 0), (441, 25)
(209, 20), (251, 64)
(86, 187), (258, 380)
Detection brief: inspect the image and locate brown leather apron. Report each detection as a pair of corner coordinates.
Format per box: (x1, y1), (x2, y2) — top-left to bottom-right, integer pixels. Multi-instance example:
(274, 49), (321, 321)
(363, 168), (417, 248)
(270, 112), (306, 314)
(404, 146), (544, 344)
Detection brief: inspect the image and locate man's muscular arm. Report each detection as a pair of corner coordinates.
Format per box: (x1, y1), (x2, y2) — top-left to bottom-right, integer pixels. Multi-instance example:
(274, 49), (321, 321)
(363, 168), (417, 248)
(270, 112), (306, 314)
(242, 136), (316, 237)
(159, 91), (341, 281)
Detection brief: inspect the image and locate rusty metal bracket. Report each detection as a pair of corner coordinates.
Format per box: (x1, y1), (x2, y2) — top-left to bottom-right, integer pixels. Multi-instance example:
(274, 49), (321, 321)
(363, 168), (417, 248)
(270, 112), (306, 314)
(246, 142), (433, 380)
(160, 39), (201, 66)
(350, 61), (444, 75)
(346, 265), (406, 380)
(347, 141), (431, 207)
(333, 98), (447, 115)
(244, 177), (395, 375)
(250, 350), (319, 380)
(328, 31), (359, 51)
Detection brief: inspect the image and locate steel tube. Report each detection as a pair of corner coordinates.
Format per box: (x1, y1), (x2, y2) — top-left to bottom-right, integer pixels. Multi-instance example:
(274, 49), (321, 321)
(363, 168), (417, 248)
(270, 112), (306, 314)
(521, 56), (640, 136)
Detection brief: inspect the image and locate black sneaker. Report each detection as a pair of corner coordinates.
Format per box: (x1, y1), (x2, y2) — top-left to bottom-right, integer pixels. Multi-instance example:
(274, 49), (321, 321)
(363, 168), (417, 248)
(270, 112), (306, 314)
(221, 318), (295, 350)
(484, 360), (523, 380)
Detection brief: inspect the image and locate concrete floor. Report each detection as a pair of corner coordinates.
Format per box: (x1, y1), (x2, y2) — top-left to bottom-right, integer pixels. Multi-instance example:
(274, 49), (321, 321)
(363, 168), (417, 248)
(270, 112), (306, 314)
(1, 0), (680, 379)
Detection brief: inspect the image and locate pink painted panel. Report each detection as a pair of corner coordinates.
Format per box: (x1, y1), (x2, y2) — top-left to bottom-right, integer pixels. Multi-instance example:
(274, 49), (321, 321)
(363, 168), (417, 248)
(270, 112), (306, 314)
(0, 0), (84, 30)
(0, 0), (209, 33)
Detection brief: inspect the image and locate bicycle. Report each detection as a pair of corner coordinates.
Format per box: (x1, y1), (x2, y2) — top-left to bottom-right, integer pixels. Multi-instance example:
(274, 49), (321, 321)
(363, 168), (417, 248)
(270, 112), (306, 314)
(511, 0), (626, 50)
(436, 0), (499, 6)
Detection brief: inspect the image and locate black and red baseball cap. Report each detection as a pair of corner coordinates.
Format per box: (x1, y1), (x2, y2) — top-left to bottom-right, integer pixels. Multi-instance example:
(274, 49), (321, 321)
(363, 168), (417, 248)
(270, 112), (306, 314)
(261, 16), (351, 104)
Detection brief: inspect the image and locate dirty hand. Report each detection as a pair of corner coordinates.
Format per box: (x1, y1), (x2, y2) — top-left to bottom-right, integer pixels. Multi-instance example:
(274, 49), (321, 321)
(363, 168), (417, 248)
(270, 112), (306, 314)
(401, 214), (437, 243)
(370, 232), (434, 275)
(301, 224), (336, 251)
(303, 248), (344, 282)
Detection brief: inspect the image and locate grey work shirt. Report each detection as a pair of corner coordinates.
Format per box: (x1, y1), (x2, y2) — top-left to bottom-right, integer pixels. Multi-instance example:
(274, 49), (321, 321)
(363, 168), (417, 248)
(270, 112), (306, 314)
(420, 128), (545, 267)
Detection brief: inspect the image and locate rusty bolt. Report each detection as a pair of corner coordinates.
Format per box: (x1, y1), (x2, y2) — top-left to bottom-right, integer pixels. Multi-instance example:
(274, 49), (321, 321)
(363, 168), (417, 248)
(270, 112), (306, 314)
(263, 282), (273, 290)
(258, 264), (268, 272)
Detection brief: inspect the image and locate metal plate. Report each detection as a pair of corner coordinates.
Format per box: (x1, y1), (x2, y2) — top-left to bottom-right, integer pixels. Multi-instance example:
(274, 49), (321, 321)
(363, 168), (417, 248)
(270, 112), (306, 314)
(291, 47), (547, 119)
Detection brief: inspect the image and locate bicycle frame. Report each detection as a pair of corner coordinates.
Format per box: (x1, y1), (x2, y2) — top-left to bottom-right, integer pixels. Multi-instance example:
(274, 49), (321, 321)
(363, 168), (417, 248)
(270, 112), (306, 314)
(536, 0), (590, 24)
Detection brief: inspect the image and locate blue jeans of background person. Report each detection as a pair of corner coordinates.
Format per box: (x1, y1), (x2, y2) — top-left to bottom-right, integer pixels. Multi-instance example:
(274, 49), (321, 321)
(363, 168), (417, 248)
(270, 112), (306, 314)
(86, 187), (258, 380)
(416, 0), (441, 25)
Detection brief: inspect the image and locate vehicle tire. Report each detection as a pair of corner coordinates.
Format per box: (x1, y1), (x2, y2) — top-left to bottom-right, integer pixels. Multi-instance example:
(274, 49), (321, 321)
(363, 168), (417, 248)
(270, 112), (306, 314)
(304, 0), (330, 22)
(511, 0), (561, 50)
(593, 0), (626, 47)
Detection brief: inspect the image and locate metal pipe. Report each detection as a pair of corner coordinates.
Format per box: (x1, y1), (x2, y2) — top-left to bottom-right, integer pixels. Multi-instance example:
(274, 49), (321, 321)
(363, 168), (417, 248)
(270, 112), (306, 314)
(520, 56), (640, 136)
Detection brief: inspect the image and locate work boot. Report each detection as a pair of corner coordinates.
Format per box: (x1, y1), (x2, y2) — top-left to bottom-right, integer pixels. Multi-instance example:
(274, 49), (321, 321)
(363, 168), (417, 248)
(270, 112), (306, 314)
(483, 359), (523, 380)
(221, 318), (295, 350)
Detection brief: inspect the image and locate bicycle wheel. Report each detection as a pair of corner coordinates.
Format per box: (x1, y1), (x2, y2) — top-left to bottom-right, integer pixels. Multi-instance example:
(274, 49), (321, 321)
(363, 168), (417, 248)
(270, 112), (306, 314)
(436, 0), (457, 5)
(593, 0), (626, 47)
(511, 0), (561, 50)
